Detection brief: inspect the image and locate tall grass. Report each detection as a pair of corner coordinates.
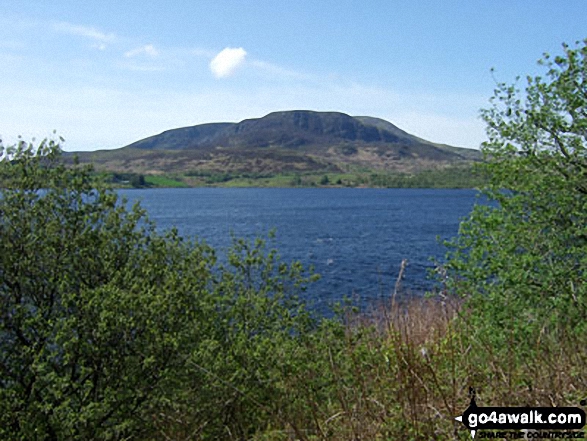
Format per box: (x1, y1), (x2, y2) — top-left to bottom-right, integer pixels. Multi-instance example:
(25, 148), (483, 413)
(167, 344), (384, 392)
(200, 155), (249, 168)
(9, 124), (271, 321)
(151, 266), (587, 440)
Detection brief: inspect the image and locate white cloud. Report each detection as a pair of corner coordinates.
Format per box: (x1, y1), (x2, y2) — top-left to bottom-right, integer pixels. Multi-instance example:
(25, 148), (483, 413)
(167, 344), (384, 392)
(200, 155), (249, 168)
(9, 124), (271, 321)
(209, 47), (247, 78)
(52, 21), (116, 44)
(125, 44), (159, 58)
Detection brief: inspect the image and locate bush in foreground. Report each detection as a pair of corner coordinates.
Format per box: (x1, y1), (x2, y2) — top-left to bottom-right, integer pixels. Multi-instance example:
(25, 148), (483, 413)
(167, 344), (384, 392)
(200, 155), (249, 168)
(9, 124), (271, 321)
(0, 140), (318, 439)
(445, 40), (587, 356)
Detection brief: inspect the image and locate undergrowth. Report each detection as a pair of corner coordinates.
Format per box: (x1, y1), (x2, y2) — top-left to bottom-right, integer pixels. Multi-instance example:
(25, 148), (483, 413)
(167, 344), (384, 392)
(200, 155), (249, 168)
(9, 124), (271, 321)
(149, 278), (587, 441)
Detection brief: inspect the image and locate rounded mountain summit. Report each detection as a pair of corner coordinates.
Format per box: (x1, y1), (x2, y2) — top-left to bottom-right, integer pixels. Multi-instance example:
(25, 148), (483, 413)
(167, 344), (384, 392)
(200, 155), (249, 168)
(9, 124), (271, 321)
(74, 110), (481, 179)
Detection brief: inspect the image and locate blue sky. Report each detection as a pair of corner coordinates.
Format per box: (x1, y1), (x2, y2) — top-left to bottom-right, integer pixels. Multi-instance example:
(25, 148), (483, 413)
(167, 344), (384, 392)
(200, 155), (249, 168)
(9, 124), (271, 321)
(1, 1), (585, 151)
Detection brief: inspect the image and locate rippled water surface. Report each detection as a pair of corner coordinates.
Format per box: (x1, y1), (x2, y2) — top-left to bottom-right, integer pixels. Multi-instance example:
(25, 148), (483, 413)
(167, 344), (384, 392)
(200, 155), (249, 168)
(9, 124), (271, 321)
(118, 188), (479, 311)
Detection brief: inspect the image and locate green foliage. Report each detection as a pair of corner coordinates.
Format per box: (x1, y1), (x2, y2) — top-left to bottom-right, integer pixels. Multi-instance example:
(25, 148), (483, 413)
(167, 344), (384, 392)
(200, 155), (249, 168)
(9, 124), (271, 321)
(366, 165), (485, 188)
(181, 167), (483, 189)
(0, 139), (209, 438)
(106, 172), (148, 187)
(290, 173), (303, 186)
(129, 173), (146, 187)
(444, 40), (587, 352)
(0, 139), (318, 439)
(143, 174), (186, 188)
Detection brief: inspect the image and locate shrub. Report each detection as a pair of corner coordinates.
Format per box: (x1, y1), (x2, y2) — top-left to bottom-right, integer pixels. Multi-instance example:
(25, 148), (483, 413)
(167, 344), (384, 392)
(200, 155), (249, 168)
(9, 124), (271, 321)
(0, 140), (317, 440)
(444, 40), (587, 352)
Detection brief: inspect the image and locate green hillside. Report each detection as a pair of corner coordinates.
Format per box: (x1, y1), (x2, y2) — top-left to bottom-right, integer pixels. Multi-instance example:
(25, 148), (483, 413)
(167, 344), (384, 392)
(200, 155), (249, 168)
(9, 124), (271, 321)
(71, 110), (483, 188)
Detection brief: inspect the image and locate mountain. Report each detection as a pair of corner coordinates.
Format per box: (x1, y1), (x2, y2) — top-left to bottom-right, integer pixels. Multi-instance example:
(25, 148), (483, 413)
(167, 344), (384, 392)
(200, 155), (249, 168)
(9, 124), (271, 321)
(126, 111), (420, 150)
(353, 116), (481, 160)
(73, 110), (481, 186)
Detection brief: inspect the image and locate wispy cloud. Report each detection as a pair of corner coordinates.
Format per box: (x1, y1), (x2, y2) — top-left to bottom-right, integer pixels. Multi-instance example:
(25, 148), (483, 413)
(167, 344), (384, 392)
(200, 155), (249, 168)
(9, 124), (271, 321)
(249, 60), (311, 81)
(125, 44), (159, 58)
(209, 47), (247, 78)
(52, 21), (116, 49)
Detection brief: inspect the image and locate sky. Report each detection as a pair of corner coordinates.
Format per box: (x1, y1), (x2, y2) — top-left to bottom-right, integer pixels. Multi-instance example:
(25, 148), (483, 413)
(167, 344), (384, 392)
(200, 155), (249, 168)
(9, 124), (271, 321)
(1, 1), (586, 152)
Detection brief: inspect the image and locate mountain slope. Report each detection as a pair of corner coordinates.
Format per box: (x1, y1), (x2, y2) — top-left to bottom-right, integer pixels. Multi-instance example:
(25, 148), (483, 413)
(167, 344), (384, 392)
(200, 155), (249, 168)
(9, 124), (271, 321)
(124, 122), (233, 150)
(74, 110), (481, 182)
(354, 116), (481, 160)
(124, 110), (472, 152)
(125, 111), (418, 150)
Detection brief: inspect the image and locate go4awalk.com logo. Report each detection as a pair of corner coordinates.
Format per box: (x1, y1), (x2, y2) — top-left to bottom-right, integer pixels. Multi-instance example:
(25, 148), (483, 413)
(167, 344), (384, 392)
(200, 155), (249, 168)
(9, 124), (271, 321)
(455, 390), (586, 439)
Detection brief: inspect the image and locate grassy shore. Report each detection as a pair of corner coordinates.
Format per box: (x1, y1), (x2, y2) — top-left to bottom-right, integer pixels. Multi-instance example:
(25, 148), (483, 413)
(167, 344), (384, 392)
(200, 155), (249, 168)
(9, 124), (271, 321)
(105, 164), (486, 189)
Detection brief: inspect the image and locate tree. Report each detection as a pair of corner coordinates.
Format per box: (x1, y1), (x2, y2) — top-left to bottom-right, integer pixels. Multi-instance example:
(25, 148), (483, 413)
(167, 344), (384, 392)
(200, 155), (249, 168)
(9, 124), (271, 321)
(129, 173), (146, 187)
(0, 139), (216, 438)
(445, 40), (587, 350)
(0, 139), (317, 439)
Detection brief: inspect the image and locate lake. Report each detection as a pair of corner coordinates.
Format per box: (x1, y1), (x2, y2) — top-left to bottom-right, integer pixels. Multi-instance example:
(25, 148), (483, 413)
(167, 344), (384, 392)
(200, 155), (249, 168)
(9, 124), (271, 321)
(118, 188), (479, 312)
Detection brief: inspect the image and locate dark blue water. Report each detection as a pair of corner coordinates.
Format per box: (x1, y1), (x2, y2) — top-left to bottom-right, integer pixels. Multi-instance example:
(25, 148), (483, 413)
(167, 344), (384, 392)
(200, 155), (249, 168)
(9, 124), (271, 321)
(118, 188), (479, 311)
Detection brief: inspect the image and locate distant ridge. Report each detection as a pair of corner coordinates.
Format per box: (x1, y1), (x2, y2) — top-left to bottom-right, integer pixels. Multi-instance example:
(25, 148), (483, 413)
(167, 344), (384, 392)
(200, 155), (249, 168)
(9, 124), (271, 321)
(73, 110), (481, 185)
(123, 110), (473, 159)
